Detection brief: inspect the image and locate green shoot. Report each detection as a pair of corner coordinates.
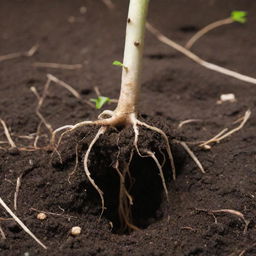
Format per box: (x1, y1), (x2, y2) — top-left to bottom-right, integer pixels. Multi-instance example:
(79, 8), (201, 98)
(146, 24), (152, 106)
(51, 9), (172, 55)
(90, 96), (110, 109)
(231, 11), (247, 23)
(112, 60), (128, 71)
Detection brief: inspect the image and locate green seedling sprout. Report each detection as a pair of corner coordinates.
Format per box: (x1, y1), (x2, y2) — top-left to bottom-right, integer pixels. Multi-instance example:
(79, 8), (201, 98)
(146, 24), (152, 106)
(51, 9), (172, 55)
(185, 10), (247, 49)
(90, 96), (110, 109)
(231, 11), (247, 23)
(112, 60), (128, 72)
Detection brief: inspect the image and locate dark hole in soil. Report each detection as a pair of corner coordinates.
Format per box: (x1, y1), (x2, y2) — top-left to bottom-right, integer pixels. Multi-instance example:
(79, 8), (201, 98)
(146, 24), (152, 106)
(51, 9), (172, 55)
(88, 152), (171, 233)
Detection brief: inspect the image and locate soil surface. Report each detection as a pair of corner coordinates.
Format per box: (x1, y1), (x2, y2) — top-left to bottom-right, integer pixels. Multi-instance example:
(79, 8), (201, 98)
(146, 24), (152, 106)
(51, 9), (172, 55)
(1, 0), (256, 255)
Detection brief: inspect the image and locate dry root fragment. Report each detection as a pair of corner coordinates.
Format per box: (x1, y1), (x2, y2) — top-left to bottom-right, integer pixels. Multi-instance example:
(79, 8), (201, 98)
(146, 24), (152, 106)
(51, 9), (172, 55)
(196, 208), (249, 234)
(185, 17), (233, 49)
(199, 110), (251, 148)
(0, 44), (39, 62)
(179, 141), (205, 174)
(0, 225), (6, 240)
(146, 23), (256, 85)
(33, 62), (82, 70)
(0, 119), (16, 148)
(237, 242), (256, 256)
(178, 119), (202, 129)
(14, 175), (22, 211)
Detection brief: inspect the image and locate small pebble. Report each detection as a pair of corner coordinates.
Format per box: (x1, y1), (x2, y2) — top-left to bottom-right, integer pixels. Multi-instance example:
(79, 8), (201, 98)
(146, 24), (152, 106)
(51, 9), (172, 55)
(37, 213), (47, 220)
(217, 93), (236, 104)
(70, 226), (81, 236)
(68, 16), (75, 23)
(80, 6), (87, 14)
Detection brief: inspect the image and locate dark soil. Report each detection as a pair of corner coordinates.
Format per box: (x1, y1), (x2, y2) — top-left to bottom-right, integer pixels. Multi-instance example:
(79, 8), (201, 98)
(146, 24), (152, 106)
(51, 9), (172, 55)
(1, 0), (256, 255)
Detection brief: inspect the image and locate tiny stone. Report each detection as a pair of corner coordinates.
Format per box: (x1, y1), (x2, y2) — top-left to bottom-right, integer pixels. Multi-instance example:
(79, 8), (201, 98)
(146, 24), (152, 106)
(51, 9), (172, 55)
(68, 16), (75, 23)
(37, 212), (47, 220)
(70, 226), (81, 236)
(80, 6), (87, 14)
(217, 93), (236, 104)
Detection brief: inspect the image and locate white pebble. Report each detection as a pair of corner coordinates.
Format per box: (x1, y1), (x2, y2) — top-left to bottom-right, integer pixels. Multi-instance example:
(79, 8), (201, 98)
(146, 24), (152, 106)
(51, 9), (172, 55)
(71, 226), (81, 236)
(80, 6), (87, 14)
(37, 212), (47, 220)
(217, 93), (236, 104)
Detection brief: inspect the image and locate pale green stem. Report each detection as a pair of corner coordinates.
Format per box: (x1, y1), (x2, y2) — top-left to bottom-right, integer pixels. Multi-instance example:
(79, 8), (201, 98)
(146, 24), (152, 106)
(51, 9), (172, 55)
(115, 0), (149, 116)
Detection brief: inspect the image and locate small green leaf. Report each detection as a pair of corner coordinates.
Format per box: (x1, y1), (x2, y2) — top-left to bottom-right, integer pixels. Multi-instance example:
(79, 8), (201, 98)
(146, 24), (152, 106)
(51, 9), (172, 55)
(112, 60), (128, 71)
(112, 60), (124, 67)
(231, 11), (247, 23)
(90, 96), (110, 109)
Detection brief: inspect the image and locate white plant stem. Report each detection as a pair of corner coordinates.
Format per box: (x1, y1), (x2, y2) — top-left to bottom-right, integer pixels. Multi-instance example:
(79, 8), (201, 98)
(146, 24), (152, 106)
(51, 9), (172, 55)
(115, 0), (149, 117)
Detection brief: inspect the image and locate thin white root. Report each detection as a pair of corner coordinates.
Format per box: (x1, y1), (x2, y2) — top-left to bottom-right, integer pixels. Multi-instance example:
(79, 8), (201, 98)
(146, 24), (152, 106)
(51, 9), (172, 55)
(30, 78), (53, 133)
(83, 127), (107, 218)
(146, 23), (256, 85)
(68, 144), (79, 184)
(98, 110), (114, 120)
(14, 175), (22, 211)
(0, 225), (6, 240)
(33, 122), (43, 148)
(114, 160), (138, 231)
(196, 208), (249, 234)
(0, 44), (39, 62)
(143, 150), (169, 201)
(47, 74), (94, 107)
(33, 62), (82, 70)
(199, 128), (228, 149)
(185, 18), (233, 49)
(179, 141), (205, 174)
(199, 110), (251, 148)
(212, 110), (251, 142)
(47, 74), (81, 100)
(178, 119), (202, 129)
(136, 119), (176, 180)
(238, 242), (256, 256)
(0, 197), (47, 249)
(0, 119), (16, 148)
(101, 0), (115, 9)
(132, 118), (170, 201)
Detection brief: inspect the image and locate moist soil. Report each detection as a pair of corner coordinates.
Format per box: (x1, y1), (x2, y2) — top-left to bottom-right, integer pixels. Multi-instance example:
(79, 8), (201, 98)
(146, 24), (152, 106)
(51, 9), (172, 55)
(1, 0), (256, 255)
